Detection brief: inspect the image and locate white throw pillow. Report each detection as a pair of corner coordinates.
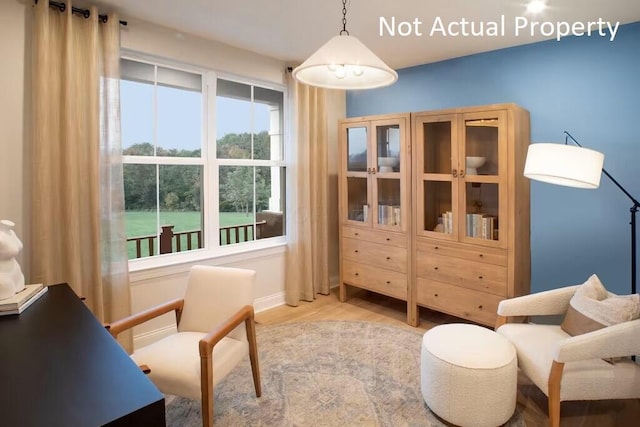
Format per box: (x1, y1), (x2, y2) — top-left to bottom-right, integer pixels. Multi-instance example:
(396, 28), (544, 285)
(561, 274), (640, 336)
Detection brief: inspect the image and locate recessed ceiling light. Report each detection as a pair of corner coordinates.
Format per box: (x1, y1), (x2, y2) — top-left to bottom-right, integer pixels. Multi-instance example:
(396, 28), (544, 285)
(526, 0), (547, 14)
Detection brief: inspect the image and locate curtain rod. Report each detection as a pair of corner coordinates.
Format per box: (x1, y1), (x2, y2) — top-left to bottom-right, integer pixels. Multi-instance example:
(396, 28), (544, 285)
(36, 0), (128, 26)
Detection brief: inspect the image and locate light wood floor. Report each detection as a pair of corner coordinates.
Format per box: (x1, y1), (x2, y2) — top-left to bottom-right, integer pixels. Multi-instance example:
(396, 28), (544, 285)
(256, 287), (640, 427)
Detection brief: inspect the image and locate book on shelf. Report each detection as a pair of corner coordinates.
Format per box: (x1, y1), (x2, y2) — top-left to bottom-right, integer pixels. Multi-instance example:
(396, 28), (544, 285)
(466, 213), (498, 240)
(378, 204), (396, 225)
(0, 283), (48, 315)
(472, 213), (484, 237)
(482, 216), (497, 240)
(442, 211), (453, 234)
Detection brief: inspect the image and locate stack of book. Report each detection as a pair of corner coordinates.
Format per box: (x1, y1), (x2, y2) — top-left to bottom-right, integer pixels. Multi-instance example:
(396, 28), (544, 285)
(466, 213), (498, 240)
(378, 204), (401, 226)
(441, 211), (453, 234)
(0, 283), (47, 316)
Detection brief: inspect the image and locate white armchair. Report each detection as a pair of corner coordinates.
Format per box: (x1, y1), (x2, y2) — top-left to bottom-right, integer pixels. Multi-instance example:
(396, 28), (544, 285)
(107, 265), (261, 427)
(495, 286), (640, 427)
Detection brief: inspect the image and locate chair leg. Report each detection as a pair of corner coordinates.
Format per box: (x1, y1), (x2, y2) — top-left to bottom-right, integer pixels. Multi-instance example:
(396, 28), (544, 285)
(200, 354), (214, 427)
(548, 361), (564, 427)
(245, 315), (262, 397)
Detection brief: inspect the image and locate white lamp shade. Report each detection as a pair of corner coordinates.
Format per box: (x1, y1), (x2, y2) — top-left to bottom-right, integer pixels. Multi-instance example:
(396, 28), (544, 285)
(292, 35), (398, 90)
(524, 143), (605, 189)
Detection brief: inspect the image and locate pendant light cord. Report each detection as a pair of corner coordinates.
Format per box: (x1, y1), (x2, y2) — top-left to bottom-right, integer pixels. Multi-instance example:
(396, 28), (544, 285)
(340, 0), (349, 35)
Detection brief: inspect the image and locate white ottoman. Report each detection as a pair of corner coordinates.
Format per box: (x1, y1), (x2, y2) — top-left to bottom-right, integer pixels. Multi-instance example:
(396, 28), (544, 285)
(420, 323), (517, 427)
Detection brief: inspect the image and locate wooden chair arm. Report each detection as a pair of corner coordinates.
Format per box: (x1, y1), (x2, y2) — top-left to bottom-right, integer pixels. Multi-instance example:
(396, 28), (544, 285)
(198, 305), (255, 357)
(495, 315), (508, 330)
(105, 298), (184, 339)
(198, 305), (259, 426)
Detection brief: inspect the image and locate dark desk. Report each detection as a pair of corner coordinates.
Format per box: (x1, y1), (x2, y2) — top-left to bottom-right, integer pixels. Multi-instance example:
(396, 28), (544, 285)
(0, 284), (165, 426)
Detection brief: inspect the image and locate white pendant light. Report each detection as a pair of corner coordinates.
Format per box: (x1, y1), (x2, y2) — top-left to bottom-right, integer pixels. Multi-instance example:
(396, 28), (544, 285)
(292, 0), (397, 90)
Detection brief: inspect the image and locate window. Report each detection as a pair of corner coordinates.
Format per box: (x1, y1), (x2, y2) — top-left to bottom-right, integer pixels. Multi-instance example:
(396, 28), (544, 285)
(216, 79), (285, 246)
(120, 58), (286, 261)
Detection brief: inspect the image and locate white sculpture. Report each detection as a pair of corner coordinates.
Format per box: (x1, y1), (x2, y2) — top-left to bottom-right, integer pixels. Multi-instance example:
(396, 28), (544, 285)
(0, 220), (25, 300)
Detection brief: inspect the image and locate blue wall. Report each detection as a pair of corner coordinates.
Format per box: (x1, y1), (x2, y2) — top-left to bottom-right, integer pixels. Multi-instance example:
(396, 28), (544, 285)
(347, 22), (640, 295)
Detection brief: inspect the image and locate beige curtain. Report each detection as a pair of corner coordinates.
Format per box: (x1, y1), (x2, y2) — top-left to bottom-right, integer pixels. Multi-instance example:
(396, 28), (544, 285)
(31, 1), (132, 350)
(285, 75), (331, 305)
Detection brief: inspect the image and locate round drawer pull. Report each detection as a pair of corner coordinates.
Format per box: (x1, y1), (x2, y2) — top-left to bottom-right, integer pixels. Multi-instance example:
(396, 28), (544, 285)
(355, 250), (359, 253)
(386, 280), (391, 284)
(479, 253), (484, 258)
(478, 305), (483, 309)
(478, 275), (483, 279)
(355, 272), (359, 276)
(434, 246), (439, 250)
(355, 232), (359, 236)
(386, 256), (391, 260)
(434, 266), (438, 270)
(386, 238), (391, 241)
(434, 293), (439, 297)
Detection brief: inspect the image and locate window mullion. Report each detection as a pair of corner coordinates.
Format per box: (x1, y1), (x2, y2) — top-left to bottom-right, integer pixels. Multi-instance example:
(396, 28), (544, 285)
(153, 65), (160, 253)
(205, 72), (219, 250)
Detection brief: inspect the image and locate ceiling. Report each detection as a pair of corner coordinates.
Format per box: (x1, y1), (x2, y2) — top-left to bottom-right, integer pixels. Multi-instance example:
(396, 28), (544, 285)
(96, 0), (640, 70)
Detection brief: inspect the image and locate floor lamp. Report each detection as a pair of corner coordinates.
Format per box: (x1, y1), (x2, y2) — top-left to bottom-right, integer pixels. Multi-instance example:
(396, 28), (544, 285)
(523, 131), (640, 295)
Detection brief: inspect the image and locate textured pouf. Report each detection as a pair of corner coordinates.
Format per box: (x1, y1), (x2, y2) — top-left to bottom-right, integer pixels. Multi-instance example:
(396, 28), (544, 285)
(420, 323), (517, 427)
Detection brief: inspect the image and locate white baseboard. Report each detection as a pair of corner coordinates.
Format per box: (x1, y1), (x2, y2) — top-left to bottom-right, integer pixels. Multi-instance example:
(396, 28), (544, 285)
(253, 278), (338, 312)
(254, 291), (286, 313)
(330, 274), (339, 288)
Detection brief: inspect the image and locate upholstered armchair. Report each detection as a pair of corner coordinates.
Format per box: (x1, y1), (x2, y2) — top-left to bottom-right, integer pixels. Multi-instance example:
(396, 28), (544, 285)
(495, 285), (640, 427)
(107, 265), (261, 427)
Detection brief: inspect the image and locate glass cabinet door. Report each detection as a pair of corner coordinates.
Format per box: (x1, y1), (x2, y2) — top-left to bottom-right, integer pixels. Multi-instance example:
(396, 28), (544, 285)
(344, 125), (370, 224)
(341, 116), (408, 230)
(373, 123), (403, 229)
(415, 115), (458, 239)
(460, 111), (506, 246)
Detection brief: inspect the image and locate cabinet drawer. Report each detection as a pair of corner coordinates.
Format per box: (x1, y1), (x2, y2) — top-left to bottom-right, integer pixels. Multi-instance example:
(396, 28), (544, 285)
(342, 238), (407, 273)
(341, 226), (407, 248)
(416, 278), (502, 326)
(342, 260), (407, 300)
(416, 238), (507, 266)
(416, 251), (507, 297)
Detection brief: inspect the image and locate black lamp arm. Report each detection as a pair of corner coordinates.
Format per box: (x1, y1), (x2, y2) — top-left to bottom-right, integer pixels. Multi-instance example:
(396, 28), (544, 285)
(563, 131), (640, 208)
(563, 130), (639, 294)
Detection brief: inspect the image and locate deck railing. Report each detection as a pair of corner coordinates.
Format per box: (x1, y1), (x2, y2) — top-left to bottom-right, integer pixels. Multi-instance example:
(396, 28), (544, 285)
(126, 221), (267, 259)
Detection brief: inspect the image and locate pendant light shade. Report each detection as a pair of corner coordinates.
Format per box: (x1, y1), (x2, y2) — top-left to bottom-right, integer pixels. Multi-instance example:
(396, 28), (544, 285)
(292, 34), (398, 90)
(292, 1), (397, 90)
(524, 143), (605, 189)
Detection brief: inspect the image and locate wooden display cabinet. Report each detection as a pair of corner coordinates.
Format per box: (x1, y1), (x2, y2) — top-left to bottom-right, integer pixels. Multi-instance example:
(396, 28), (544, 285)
(338, 113), (416, 325)
(411, 104), (530, 326)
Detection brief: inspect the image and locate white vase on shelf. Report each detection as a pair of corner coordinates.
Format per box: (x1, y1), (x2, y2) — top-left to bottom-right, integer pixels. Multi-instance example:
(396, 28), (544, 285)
(465, 156), (486, 175)
(0, 220), (25, 300)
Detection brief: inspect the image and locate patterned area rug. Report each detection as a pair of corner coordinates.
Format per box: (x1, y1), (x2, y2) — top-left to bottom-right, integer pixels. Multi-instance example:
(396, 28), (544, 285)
(165, 320), (525, 426)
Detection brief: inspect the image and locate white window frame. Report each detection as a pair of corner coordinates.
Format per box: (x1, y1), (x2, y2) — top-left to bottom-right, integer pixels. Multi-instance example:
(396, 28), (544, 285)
(121, 53), (288, 273)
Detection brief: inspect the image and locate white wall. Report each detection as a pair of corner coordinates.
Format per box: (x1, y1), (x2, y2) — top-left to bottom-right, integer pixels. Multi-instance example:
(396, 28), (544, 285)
(1, 3), (344, 348)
